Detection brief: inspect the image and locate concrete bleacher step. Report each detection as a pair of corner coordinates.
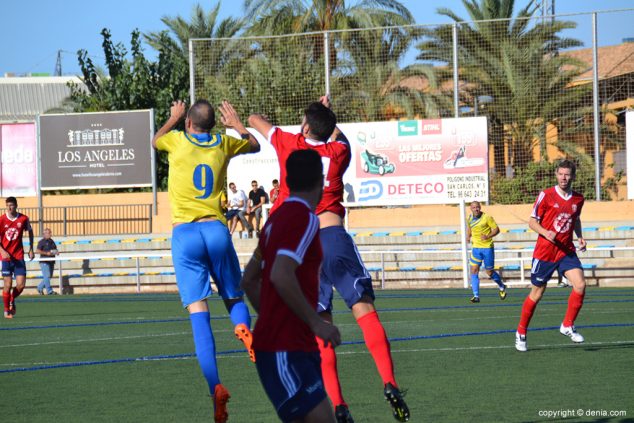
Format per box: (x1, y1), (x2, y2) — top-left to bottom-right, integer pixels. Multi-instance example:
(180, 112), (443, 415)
(19, 224), (634, 294)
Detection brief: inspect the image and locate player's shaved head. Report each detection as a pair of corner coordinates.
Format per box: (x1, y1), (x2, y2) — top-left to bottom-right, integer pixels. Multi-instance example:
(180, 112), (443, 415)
(286, 150), (323, 192)
(470, 201), (481, 207)
(187, 100), (215, 132)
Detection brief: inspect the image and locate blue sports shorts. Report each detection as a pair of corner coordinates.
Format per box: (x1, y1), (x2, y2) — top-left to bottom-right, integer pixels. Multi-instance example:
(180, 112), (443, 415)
(255, 351), (326, 423)
(2, 259), (26, 277)
(171, 220), (243, 308)
(470, 247), (495, 270)
(318, 226), (374, 312)
(530, 254), (582, 286)
(225, 209), (240, 220)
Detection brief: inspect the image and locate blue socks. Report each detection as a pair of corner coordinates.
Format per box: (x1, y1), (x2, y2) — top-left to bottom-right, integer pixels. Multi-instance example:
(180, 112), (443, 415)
(228, 301), (251, 328)
(190, 311), (219, 395)
(471, 273), (480, 297)
(491, 271), (504, 288)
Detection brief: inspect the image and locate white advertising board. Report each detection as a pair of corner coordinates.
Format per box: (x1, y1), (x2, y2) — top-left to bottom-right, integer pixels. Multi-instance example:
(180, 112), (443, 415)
(228, 117), (489, 206)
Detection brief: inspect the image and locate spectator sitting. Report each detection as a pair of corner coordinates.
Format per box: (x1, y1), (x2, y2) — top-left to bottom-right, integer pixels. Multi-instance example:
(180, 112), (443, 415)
(247, 180), (267, 238)
(269, 179), (280, 205)
(226, 182), (252, 237)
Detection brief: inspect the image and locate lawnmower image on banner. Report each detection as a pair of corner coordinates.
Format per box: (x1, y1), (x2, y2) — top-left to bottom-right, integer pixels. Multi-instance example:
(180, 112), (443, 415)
(361, 149), (396, 176)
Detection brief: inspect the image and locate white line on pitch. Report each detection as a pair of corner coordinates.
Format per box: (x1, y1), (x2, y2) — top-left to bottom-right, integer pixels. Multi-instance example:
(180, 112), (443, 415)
(0, 331), (190, 349)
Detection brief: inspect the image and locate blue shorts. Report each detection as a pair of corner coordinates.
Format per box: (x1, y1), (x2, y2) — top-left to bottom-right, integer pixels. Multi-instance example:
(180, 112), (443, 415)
(530, 254), (582, 286)
(318, 226), (374, 312)
(470, 247), (495, 270)
(255, 351), (326, 423)
(225, 209), (239, 220)
(2, 259), (26, 277)
(171, 220), (243, 308)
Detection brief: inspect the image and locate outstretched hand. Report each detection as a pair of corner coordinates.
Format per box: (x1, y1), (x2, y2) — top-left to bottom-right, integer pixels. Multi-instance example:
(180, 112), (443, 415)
(319, 95), (331, 108)
(219, 100), (245, 130)
(170, 100), (187, 121)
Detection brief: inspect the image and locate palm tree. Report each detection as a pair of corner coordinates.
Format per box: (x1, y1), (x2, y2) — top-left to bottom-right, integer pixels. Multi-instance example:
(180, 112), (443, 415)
(144, 2), (242, 56)
(240, 0), (447, 124)
(144, 2), (244, 112)
(244, 0), (414, 34)
(334, 25), (449, 121)
(417, 0), (588, 173)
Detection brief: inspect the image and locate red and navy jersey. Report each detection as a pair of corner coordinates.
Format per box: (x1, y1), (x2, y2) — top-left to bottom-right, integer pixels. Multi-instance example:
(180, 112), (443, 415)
(531, 187), (585, 262)
(0, 213), (31, 261)
(268, 127), (350, 218)
(253, 197), (322, 352)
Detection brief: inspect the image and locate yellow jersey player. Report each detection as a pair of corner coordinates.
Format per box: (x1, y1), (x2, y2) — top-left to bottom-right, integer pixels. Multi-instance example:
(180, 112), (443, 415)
(466, 201), (507, 303)
(152, 99), (260, 423)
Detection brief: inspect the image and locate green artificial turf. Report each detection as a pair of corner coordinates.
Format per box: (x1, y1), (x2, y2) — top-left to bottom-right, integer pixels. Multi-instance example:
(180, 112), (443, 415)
(1, 288), (632, 422)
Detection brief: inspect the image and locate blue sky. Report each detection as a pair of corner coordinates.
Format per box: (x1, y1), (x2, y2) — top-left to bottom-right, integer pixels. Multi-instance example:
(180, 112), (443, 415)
(1, 0), (633, 76)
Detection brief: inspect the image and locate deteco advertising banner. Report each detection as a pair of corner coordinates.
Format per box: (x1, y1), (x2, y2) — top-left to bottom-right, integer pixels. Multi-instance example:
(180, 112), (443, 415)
(344, 117), (489, 205)
(228, 116), (489, 206)
(39, 110), (153, 190)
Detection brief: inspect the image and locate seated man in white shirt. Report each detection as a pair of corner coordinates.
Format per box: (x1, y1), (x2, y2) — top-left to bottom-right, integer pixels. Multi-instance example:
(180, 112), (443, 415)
(226, 182), (252, 237)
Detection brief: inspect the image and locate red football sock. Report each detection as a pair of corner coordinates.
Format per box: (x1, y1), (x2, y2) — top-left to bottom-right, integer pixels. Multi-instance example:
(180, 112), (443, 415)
(563, 290), (585, 327)
(2, 292), (9, 312)
(518, 296), (538, 335)
(357, 311), (396, 386)
(317, 337), (346, 407)
(11, 286), (24, 302)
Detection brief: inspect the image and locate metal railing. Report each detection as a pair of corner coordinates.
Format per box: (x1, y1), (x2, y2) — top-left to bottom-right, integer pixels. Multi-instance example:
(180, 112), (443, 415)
(33, 245), (632, 294)
(21, 204), (152, 237)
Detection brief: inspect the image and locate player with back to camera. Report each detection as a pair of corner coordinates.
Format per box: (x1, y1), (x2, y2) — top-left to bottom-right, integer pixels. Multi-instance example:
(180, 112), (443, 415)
(241, 149), (341, 423)
(152, 99), (259, 423)
(248, 97), (409, 423)
(515, 159), (587, 352)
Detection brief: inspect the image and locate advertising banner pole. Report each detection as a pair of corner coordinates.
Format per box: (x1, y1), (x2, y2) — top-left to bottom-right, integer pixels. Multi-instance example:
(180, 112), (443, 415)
(459, 198), (469, 289)
(36, 115), (44, 235)
(150, 109), (157, 217)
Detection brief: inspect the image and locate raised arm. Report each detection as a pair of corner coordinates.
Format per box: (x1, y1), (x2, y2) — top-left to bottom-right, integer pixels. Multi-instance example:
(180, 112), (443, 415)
(152, 100), (186, 148)
(219, 101), (260, 153)
(247, 114), (273, 139)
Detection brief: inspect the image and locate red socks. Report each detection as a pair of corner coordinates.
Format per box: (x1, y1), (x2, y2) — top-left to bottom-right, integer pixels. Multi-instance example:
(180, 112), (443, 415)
(518, 296), (538, 335)
(317, 337), (346, 407)
(10, 286), (23, 302)
(357, 311), (396, 386)
(563, 290), (585, 327)
(2, 292), (9, 312)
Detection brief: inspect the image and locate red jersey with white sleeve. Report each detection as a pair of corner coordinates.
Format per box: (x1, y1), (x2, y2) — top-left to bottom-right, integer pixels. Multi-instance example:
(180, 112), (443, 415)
(531, 186), (585, 262)
(267, 127), (350, 218)
(0, 213), (32, 261)
(252, 197), (322, 352)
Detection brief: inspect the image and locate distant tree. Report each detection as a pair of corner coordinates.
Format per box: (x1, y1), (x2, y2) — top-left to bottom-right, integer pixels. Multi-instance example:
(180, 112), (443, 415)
(334, 25), (449, 122)
(417, 0), (588, 174)
(69, 29), (189, 189)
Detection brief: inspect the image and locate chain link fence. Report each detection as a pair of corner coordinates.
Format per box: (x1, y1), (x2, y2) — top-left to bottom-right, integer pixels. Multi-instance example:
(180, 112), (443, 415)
(190, 9), (633, 203)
